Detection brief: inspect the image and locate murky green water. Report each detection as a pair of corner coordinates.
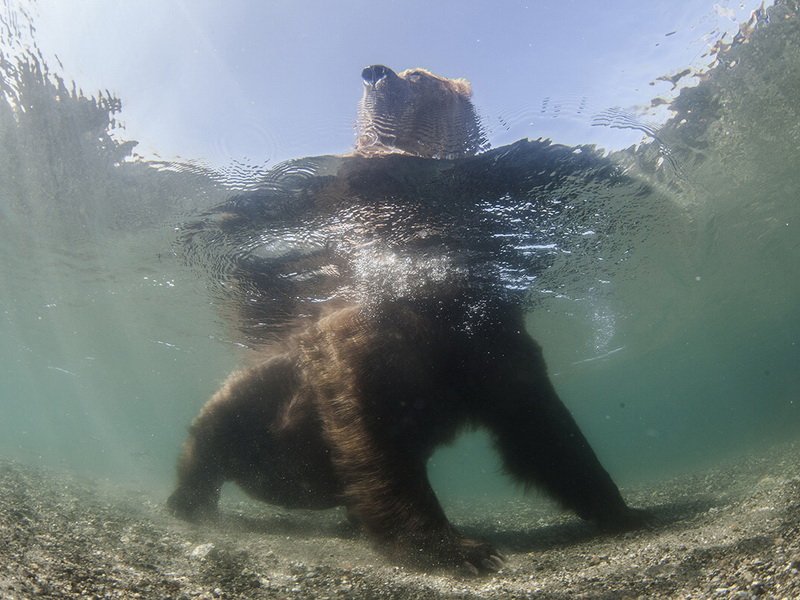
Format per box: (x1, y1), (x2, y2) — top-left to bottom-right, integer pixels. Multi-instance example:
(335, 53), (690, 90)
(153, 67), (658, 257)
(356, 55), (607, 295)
(1, 0), (798, 518)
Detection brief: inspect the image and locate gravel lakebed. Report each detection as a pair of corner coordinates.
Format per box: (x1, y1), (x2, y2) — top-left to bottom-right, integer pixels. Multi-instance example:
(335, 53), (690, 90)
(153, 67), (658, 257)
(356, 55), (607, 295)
(1, 442), (799, 600)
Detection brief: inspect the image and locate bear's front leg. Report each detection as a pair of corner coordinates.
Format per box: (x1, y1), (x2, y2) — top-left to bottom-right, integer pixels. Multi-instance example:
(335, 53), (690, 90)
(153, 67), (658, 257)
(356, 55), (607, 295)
(341, 440), (503, 573)
(320, 393), (504, 573)
(477, 327), (654, 531)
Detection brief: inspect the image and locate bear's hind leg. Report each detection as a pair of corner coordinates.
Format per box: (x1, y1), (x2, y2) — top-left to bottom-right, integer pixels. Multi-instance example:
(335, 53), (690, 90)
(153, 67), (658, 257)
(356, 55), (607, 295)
(167, 433), (224, 521)
(168, 355), (302, 520)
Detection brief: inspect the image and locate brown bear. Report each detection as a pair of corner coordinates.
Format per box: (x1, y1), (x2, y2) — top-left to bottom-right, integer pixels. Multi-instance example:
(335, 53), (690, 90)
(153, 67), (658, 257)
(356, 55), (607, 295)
(354, 64), (487, 158)
(168, 65), (652, 574)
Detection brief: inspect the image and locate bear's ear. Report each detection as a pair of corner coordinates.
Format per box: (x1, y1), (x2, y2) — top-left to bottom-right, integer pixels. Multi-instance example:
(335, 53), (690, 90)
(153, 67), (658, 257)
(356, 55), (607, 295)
(398, 68), (473, 99)
(449, 78), (473, 98)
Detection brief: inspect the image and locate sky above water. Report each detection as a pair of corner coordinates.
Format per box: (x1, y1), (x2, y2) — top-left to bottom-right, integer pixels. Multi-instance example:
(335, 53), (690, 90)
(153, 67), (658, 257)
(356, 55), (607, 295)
(33, 0), (768, 164)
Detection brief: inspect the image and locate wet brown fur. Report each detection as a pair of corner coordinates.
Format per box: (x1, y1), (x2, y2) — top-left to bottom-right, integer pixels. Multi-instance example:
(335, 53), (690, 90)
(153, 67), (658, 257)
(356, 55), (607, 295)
(355, 66), (486, 159)
(168, 66), (651, 573)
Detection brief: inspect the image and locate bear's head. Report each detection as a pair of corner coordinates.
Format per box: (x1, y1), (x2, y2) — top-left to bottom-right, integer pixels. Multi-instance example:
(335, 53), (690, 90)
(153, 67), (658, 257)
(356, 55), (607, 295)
(355, 65), (486, 159)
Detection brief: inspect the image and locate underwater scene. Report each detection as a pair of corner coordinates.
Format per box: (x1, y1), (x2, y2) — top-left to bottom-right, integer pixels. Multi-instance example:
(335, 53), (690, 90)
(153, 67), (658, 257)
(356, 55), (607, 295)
(1, 0), (799, 598)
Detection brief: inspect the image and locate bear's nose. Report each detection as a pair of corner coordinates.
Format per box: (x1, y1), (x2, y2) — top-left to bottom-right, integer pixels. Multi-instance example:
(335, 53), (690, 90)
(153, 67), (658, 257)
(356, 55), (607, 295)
(362, 64), (394, 85)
